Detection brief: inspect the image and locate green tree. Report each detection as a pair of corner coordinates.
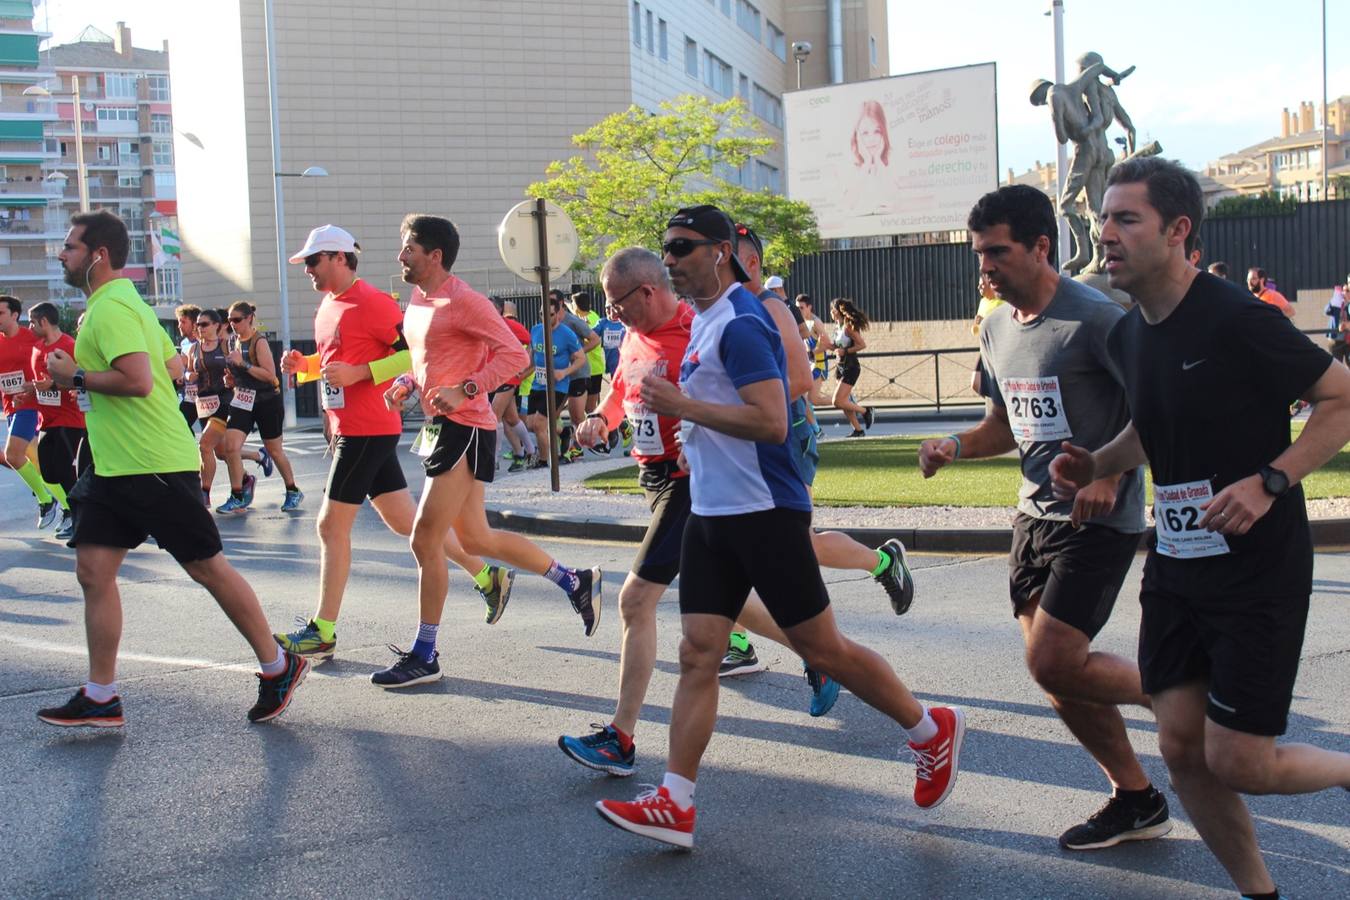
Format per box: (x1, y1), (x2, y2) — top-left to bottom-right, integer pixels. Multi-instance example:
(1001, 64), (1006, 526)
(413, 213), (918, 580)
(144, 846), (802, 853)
(528, 94), (819, 273)
(1209, 191), (1299, 219)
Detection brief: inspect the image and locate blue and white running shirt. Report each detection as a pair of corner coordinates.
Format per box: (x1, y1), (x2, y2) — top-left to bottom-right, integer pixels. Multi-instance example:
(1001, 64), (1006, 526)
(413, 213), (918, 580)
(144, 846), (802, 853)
(680, 284), (811, 516)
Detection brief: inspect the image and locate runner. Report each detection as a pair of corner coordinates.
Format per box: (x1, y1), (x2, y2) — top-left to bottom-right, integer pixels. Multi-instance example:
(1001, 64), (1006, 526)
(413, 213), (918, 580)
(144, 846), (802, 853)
(0, 295), (64, 529)
(374, 214), (601, 687)
(216, 300), (301, 514)
(1049, 157), (1350, 899)
(571, 290), (606, 416)
(272, 224), (513, 673)
(592, 300), (627, 451)
(526, 295), (586, 467)
(920, 184), (1169, 851)
(594, 207), (963, 848)
(36, 209), (307, 727)
(831, 297), (874, 436)
(490, 298), (537, 472)
(188, 308), (258, 508)
(551, 288), (601, 461)
(27, 301), (89, 541)
(173, 303), (200, 430)
(796, 293), (832, 408)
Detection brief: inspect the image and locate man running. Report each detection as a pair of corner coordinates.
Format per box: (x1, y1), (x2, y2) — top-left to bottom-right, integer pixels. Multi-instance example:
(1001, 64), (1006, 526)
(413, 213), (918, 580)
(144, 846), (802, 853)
(37, 209), (307, 727)
(594, 206), (964, 848)
(1050, 157), (1350, 899)
(27, 301), (89, 541)
(550, 288), (600, 461)
(492, 299), (536, 472)
(571, 290), (606, 416)
(0, 295), (64, 529)
(526, 295), (586, 466)
(173, 303), (201, 430)
(372, 214), (601, 687)
(920, 184), (1169, 851)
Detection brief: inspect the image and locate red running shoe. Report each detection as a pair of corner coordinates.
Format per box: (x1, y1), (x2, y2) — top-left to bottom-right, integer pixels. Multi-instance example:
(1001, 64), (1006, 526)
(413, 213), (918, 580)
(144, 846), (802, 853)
(595, 785), (695, 849)
(908, 705), (965, 809)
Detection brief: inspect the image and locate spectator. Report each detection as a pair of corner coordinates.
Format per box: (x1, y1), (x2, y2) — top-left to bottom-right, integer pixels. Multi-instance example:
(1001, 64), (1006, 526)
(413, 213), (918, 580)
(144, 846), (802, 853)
(1247, 267), (1294, 318)
(969, 273), (1005, 397)
(1330, 278), (1349, 366)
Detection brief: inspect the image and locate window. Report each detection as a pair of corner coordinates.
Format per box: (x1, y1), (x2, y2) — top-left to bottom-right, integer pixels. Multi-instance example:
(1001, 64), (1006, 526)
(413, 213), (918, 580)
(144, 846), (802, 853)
(739, 74), (749, 100)
(154, 171), (175, 198)
(117, 140), (136, 162)
(755, 161), (780, 193)
(104, 72), (136, 99)
(752, 83), (782, 128)
(684, 38), (698, 78)
(720, 0), (730, 14)
(870, 35), (878, 66)
(736, 0), (760, 41)
(156, 264), (181, 300)
(128, 235), (145, 263)
(645, 10), (654, 53)
(95, 106), (138, 133)
(767, 21), (786, 61)
(632, 2), (641, 46)
(150, 113), (172, 135)
(152, 139), (172, 166)
(146, 74), (170, 102)
(658, 20), (668, 60)
(703, 51), (732, 96)
(96, 144), (111, 161)
(118, 173), (141, 188)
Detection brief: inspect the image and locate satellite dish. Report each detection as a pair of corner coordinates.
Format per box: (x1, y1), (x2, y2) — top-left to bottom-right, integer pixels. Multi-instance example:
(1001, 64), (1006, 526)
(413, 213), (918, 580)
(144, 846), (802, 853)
(497, 200), (578, 284)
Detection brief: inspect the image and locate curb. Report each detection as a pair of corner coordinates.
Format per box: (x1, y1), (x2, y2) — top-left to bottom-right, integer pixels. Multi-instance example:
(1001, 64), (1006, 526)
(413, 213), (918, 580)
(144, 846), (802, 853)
(485, 506), (1350, 553)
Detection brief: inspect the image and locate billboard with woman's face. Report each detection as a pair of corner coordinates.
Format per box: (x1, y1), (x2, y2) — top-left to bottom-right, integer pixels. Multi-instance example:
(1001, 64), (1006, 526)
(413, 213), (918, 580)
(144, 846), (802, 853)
(784, 63), (998, 240)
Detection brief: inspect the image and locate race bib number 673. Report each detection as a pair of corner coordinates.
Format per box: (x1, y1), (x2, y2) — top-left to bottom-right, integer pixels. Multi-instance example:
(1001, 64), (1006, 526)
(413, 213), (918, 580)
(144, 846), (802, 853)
(1001, 376), (1071, 441)
(1153, 480), (1230, 559)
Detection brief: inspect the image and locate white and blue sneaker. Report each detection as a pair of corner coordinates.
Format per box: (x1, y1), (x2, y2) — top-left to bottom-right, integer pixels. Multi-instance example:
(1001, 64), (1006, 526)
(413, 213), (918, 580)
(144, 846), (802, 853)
(280, 488), (304, 512)
(256, 446), (274, 478)
(370, 645), (442, 689)
(215, 494), (249, 516)
(558, 723), (636, 776)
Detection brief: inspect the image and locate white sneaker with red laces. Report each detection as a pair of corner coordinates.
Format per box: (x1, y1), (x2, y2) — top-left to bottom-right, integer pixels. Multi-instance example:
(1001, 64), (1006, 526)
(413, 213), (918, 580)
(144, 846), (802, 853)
(596, 784), (696, 849)
(907, 705), (965, 809)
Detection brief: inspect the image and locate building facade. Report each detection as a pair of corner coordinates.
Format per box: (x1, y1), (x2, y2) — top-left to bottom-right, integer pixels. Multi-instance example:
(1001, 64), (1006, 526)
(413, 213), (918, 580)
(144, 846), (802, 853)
(169, 0), (886, 340)
(1204, 96), (1350, 201)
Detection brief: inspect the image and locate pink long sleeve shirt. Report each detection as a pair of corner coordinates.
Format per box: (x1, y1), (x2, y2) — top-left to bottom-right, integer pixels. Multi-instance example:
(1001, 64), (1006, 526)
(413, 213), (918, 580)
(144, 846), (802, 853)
(403, 272), (529, 429)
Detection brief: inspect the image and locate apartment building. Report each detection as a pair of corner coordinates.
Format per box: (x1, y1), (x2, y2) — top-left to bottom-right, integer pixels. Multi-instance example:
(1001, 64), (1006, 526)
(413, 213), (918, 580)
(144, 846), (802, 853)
(1204, 96), (1350, 201)
(170, 0), (887, 340)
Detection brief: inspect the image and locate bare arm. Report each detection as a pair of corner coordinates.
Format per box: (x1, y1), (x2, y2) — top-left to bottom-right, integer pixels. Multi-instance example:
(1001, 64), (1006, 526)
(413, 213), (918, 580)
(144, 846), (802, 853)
(918, 404), (1017, 477)
(761, 298), (812, 400)
(644, 375), (787, 444)
(47, 348), (153, 397)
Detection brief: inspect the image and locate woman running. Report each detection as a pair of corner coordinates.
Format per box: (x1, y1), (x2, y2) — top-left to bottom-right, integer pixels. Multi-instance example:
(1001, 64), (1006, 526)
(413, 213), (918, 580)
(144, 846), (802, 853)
(830, 297), (873, 436)
(188, 309), (233, 506)
(216, 300), (300, 514)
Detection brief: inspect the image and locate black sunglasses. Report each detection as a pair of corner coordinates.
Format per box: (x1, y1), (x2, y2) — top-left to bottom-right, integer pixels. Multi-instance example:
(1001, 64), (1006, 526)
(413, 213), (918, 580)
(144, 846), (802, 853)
(303, 251), (335, 268)
(195, 320), (213, 327)
(662, 238), (718, 258)
(228, 316), (246, 324)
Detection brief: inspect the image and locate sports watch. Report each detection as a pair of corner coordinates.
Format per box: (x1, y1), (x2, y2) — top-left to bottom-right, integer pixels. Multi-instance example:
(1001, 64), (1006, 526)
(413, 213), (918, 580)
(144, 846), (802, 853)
(461, 379), (481, 398)
(1258, 465), (1290, 498)
(72, 368), (86, 391)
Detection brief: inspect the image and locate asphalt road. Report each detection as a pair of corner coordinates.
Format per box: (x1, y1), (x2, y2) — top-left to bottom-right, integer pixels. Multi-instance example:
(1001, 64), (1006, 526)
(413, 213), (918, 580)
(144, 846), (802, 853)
(0, 426), (1346, 899)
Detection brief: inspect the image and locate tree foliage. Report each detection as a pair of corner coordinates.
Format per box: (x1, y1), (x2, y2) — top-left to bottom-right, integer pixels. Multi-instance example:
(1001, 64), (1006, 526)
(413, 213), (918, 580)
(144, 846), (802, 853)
(528, 95), (819, 273)
(1209, 191), (1299, 219)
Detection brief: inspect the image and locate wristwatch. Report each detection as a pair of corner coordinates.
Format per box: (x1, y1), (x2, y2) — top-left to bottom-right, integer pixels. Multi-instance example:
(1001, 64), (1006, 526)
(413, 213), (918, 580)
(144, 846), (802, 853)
(461, 379), (480, 398)
(72, 368), (86, 391)
(1258, 465), (1290, 498)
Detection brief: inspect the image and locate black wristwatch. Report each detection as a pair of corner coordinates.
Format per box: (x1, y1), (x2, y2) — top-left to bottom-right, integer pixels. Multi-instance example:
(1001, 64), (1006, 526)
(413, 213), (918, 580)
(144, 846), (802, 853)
(72, 368), (86, 391)
(1258, 465), (1290, 498)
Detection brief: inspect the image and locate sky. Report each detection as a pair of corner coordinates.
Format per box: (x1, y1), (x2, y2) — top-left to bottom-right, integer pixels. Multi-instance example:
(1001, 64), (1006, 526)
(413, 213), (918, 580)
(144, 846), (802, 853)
(34, 0), (1350, 176)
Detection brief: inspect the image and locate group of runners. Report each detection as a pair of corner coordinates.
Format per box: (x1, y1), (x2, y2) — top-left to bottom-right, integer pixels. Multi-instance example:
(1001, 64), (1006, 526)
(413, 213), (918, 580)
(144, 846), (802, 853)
(14, 155), (1350, 900)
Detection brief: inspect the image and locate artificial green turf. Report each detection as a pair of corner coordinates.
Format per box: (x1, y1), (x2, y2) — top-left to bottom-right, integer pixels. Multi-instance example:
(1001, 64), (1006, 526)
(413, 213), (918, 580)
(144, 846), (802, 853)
(582, 431), (1350, 507)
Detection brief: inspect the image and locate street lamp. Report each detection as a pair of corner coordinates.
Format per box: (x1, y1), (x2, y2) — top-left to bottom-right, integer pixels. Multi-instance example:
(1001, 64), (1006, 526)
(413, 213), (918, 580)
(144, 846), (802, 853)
(1044, 1), (1071, 269)
(23, 79), (88, 212)
(792, 40), (812, 90)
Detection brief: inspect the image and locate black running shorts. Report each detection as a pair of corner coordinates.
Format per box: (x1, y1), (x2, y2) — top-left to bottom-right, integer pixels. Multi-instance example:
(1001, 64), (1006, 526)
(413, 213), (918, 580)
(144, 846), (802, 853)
(567, 377), (589, 399)
(37, 426), (89, 491)
(69, 468), (222, 564)
(587, 373), (603, 396)
(679, 508), (830, 629)
(1008, 513), (1141, 639)
(527, 390), (567, 417)
(420, 417), (496, 482)
(837, 356), (861, 386)
(325, 434), (407, 505)
(226, 392), (284, 440)
(631, 462), (691, 586)
(1138, 581), (1309, 736)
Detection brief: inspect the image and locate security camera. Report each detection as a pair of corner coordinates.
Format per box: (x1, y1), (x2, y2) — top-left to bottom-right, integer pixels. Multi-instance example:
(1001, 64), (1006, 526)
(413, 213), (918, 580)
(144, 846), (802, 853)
(792, 41), (812, 62)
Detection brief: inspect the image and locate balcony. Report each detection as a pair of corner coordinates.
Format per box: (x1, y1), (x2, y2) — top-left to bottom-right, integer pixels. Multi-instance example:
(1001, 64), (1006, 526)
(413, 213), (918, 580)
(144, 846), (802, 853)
(0, 220), (63, 240)
(0, 179), (62, 201)
(1, 258), (63, 280)
(0, 95), (56, 117)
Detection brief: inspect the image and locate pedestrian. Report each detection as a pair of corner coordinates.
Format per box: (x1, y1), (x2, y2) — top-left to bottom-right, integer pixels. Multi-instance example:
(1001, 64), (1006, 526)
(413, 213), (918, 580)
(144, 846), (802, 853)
(1247, 267), (1294, 318)
(26, 301), (90, 541)
(969, 273), (1004, 398)
(526, 295), (588, 466)
(830, 297), (874, 436)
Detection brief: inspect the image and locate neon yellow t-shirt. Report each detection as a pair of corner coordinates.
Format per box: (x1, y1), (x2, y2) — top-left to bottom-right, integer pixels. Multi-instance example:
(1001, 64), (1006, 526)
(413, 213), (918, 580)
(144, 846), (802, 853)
(584, 309), (605, 376)
(75, 278), (199, 476)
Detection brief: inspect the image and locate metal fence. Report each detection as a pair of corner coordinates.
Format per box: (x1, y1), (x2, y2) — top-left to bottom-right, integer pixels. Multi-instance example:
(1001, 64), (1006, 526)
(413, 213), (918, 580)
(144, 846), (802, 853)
(1199, 198), (1350, 294)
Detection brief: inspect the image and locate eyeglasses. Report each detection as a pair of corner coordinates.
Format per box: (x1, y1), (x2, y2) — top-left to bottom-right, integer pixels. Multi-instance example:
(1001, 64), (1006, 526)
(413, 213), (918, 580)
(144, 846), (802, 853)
(608, 283), (647, 307)
(195, 320), (213, 327)
(228, 316), (246, 324)
(303, 252), (334, 268)
(662, 238), (718, 258)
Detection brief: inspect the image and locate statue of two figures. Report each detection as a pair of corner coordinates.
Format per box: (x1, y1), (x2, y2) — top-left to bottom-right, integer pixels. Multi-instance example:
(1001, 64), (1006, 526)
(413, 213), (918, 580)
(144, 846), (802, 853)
(1031, 52), (1160, 277)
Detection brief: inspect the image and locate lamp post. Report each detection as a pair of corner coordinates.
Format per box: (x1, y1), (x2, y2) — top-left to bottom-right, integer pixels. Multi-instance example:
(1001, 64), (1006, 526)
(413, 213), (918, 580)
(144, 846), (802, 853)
(1045, 1), (1071, 269)
(24, 77), (88, 212)
(792, 41), (812, 90)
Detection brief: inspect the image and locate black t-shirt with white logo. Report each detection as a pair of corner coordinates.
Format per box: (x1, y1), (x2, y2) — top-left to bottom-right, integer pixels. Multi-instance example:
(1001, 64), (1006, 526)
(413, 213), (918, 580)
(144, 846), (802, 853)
(1107, 272), (1332, 596)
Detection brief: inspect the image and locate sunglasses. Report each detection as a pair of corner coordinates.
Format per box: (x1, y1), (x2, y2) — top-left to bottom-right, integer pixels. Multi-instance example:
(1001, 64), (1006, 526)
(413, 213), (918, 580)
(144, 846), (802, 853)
(662, 238), (718, 258)
(195, 320), (214, 327)
(228, 316), (246, 324)
(303, 251), (334, 268)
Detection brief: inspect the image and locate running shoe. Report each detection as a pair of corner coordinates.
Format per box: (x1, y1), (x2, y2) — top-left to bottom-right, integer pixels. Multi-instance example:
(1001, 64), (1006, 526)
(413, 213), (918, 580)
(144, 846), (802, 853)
(558, 723), (636, 776)
(718, 642), (764, 677)
(847, 429), (866, 438)
(370, 645), (442, 689)
(37, 688), (124, 728)
(281, 488), (304, 512)
(1058, 790), (1172, 851)
(619, 420), (633, 451)
(559, 424), (574, 453)
(502, 445), (515, 460)
(273, 617), (336, 663)
(257, 445), (274, 478)
(567, 567), (603, 637)
(563, 446), (585, 463)
(876, 538), (916, 616)
(248, 650), (310, 723)
(55, 510), (75, 542)
(530, 457), (549, 470)
(37, 500), (58, 529)
(607, 430), (622, 453)
(241, 474), (257, 508)
(507, 454), (529, 473)
(215, 494), (249, 516)
(863, 407), (875, 430)
(596, 785), (695, 849)
(479, 565), (515, 625)
(805, 665), (841, 717)
(591, 438), (611, 455)
(907, 705), (965, 809)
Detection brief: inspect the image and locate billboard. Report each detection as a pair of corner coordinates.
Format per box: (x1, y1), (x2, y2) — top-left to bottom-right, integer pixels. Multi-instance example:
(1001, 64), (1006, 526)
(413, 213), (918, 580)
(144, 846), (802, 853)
(784, 63), (998, 240)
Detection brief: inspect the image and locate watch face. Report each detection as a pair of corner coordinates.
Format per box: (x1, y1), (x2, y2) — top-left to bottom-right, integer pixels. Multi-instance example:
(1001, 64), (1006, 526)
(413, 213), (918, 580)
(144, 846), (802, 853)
(1264, 467), (1289, 496)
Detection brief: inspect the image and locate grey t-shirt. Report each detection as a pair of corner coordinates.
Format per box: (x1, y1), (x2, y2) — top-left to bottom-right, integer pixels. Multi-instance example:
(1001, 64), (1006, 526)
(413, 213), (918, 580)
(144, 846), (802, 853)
(980, 276), (1146, 533)
(562, 311), (595, 343)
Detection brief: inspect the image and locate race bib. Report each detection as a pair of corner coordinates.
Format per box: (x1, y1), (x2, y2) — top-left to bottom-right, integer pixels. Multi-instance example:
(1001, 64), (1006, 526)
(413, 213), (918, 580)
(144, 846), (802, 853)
(1002, 376), (1071, 441)
(230, 387), (256, 411)
(1153, 480), (1230, 559)
(321, 379), (345, 410)
(411, 422), (442, 458)
(184, 381), (199, 403)
(0, 370), (23, 394)
(76, 389), (91, 412)
(195, 394), (221, 418)
(36, 389), (62, 407)
(534, 365), (548, 385)
(603, 329), (623, 349)
(623, 401), (663, 457)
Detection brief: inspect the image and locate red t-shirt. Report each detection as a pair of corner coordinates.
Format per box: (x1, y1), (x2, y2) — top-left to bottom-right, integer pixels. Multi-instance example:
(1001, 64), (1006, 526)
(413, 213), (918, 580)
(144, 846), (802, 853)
(503, 317), (531, 387)
(597, 302), (694, 467)
(313, 279), (404, 437)
(31, 333), (85, 429)
(0, 327), (39, 415)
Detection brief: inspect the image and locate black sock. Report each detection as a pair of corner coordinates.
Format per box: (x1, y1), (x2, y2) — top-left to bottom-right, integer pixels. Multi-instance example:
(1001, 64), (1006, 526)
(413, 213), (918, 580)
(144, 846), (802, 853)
(1240, 890), (1281, 900)
(231, 489), (244, 500)
(1113, 785), (1157, 804)
(285, 483), (298, 493)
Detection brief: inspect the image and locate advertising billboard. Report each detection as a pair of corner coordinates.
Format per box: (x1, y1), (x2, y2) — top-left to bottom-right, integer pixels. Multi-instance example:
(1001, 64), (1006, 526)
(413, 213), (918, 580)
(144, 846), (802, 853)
(784, 63), (998, 240)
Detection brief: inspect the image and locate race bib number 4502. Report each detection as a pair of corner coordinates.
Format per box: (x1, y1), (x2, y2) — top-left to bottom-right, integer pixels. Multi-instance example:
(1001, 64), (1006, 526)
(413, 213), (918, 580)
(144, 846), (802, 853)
(1001, 376), (1071, 441)
(1154, 480), (1230, 559)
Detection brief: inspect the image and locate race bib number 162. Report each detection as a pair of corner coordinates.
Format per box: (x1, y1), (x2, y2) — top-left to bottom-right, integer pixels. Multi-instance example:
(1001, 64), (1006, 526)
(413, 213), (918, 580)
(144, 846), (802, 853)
(1154, 480), (1230, 559)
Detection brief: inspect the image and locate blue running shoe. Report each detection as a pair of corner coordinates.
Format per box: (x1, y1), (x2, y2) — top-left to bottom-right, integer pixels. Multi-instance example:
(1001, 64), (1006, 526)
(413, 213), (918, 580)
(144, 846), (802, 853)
(215, 494), (248, 516)
(371, 645), (442, 689)
(257, 445), (274, 478)
(805, 665), (840, 717)
(281, 488), (304, 512)
(241, 474), (257, 508)
(558, 723), (636, 776)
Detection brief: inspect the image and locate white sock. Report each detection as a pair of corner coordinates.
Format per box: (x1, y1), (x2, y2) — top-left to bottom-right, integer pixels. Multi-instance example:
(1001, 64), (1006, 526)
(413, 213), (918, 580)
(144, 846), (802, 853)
(661, 771), (696, 809)
(512, 421), (535, 453)
(904, 706), (938, 745)
(84, 680), (118, 703)
(260, 645), (287, 676)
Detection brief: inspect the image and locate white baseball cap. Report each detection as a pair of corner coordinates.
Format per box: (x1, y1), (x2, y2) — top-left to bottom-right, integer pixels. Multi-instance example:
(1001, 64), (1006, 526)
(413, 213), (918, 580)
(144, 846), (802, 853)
(764, 275), (784, 289)
(289, 224), (361, 263)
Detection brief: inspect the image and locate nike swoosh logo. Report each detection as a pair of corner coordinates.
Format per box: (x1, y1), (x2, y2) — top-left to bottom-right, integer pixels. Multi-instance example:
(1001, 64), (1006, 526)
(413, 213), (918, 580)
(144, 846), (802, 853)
(1181, 359), (1206, 370)
(1133, 809), (1166, 829)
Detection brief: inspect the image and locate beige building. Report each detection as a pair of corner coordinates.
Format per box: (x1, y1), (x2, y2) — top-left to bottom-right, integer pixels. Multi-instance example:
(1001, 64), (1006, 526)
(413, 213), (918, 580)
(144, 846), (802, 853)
(170, 0), (887, 341)
(1204, 96), (1350, 201)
